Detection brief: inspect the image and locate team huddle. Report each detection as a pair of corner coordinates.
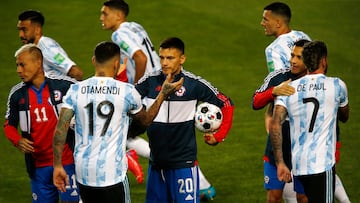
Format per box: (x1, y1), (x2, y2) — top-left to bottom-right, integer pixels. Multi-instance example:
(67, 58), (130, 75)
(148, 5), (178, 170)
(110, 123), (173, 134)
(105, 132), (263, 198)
(3, 1), (350, 203)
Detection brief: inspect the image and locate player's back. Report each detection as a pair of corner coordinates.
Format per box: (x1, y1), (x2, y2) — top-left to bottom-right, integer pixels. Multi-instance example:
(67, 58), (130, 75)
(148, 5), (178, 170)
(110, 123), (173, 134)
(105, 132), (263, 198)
(276, 73), (348, 176)
(63, 76), (143, 187)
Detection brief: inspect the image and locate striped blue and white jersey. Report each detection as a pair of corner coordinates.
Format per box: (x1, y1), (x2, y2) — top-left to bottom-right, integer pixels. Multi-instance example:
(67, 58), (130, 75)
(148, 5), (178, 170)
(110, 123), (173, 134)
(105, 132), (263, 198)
(265, 30), (310, 72)
(112, 22), (161, 84)
(62, 76), (143, 187)
(37, 36), (76, 78)
(275, 74), (348, 176)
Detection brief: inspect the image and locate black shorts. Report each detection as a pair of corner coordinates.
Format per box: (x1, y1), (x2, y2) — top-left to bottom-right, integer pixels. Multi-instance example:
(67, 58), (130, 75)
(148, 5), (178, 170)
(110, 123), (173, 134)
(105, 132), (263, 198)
(295, 166), (335, 203)
(78, 180), (130, 203)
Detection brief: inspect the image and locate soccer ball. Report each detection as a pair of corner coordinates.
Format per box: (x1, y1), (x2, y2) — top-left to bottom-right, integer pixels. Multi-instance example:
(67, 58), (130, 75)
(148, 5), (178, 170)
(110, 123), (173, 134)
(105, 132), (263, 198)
(194, 102), (223, 133)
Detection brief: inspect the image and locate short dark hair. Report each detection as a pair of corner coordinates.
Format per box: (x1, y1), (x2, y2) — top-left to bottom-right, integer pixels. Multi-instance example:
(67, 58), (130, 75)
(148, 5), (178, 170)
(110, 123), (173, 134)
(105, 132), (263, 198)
(294, 39), (311, 47)
(264, 2), (291, 24)
(94, 41), (120, 64)
(159, 37), (185, 55)
(302, 41), (327, 73)
(103, 0), (129, 17)
(18, 10), (45, 26)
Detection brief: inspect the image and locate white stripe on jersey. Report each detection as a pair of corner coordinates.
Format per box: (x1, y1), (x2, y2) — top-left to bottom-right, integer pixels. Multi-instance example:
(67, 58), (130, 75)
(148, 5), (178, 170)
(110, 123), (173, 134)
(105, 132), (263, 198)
(143, 98), (197, 123)
(275, 74), (348, 176)
(62, 76), (143, 187)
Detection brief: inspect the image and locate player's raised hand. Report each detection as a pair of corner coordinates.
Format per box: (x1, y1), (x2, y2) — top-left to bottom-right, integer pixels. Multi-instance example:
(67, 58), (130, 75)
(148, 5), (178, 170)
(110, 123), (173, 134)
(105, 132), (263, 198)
(272, 79), (295, 96)
(161, 74), (184, 96)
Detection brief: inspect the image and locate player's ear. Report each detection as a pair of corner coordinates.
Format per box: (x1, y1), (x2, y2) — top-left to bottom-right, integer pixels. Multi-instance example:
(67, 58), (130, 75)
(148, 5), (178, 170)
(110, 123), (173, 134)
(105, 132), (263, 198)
(91, 56), (96, 66)
(180, 54), (186, 65)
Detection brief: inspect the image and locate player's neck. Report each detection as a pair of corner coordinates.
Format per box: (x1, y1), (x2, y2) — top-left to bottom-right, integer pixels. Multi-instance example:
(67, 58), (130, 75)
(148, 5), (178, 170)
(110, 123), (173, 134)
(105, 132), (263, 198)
(276, 27), (291, 38)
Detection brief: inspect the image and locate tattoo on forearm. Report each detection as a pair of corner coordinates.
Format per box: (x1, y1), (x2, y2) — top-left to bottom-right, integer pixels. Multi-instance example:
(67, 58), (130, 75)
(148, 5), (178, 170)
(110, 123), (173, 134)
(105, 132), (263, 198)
(270, 105), (287, 164)
(53, 109), (74, 166)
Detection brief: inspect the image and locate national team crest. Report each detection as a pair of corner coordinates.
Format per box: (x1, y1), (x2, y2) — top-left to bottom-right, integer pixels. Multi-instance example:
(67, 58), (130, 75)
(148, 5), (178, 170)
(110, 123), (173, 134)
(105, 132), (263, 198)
(175, 86), (186, 97)
(53, 90), (62, 101)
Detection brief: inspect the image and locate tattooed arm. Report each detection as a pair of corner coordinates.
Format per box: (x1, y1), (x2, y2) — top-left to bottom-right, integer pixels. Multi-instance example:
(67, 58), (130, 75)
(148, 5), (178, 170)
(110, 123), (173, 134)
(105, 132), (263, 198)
(133, 74), (184, 126)
(269, 104), (292, 183)
(53, 108), (74, 192)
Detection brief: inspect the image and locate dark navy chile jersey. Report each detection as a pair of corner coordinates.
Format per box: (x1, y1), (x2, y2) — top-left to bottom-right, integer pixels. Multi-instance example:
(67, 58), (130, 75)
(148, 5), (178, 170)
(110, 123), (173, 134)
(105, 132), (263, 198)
(252, 69), (299, 168)
(136, 69), (234, 169)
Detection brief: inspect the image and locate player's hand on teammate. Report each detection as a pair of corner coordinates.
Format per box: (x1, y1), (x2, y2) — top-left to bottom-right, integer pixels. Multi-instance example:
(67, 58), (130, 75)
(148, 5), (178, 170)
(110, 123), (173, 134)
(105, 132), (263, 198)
(272, 79), (295, 96)
(17, 138), (34, 153)
(53, 166), (70, 193)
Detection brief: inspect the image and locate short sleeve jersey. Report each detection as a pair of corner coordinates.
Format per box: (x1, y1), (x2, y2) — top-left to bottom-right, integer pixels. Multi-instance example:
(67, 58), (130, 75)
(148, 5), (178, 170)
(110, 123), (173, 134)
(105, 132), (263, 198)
(275, 74), (348, 176)
(37, 36), (76, 78)
(265, 30), (310, 72)
(111, 22), (161, 84)
(62, 76), (143, 187)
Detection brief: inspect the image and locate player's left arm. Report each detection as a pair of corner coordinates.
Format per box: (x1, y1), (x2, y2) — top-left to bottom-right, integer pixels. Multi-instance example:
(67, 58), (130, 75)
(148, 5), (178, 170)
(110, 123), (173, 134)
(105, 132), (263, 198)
(53, 107), (73, 192)
(210, 92), (234, 144)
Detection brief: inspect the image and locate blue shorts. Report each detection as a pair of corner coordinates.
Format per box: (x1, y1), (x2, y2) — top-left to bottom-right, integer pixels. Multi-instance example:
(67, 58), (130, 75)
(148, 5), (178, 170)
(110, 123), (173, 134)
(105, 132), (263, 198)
(146, 165), (199, 203)
(293, 175), (305, 194)
(31, 164), (79, 203)
(264, 161), (285, 190)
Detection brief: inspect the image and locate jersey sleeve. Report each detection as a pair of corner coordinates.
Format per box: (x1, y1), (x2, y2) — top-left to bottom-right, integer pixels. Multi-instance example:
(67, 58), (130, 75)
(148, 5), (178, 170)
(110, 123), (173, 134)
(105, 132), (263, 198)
(338, 79), (348, 107)
(38, 37), (76, 75)
(4, 87), (22, 145)
(128, 88), (143, 115)
(111, 31), (141, 59)
(61, 83), (76, 110)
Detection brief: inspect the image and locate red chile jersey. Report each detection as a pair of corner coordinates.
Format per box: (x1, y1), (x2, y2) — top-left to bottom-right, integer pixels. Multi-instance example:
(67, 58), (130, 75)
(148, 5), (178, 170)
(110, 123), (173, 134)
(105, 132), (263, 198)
(135, 69), (234, 169)
(4, 77), (75, 175)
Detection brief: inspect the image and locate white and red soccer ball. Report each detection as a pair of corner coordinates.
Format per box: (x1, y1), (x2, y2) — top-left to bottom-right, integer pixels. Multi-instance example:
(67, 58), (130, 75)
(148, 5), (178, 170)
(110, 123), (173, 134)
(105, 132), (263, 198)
(194, 102), (223, 133)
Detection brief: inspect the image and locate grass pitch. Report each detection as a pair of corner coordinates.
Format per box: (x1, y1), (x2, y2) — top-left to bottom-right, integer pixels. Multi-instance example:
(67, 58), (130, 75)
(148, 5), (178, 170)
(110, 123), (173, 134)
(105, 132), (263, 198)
(0, 0), (359, 202)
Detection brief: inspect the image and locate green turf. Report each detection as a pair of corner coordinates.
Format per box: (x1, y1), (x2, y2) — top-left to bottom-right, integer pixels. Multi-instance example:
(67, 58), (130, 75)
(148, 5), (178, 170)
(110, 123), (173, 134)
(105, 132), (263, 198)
(0, 0), (359, 202)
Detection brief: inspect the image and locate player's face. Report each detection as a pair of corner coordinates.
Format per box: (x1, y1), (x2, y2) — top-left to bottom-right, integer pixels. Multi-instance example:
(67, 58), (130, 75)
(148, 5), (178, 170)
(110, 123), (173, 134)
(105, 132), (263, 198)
(17, 20), (36, 44)
(100, 6), (120, 31)
(260, 10), (278, 37)
(16, 51), (43, 83)
(159, 48), (185, 76)
(290, 46), (307, 76)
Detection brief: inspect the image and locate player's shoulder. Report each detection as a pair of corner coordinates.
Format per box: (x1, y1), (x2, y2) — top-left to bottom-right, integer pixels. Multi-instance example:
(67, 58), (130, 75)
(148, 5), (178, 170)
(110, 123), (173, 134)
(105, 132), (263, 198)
(8, 82), (26, 97)
(38, 36), (60, 48)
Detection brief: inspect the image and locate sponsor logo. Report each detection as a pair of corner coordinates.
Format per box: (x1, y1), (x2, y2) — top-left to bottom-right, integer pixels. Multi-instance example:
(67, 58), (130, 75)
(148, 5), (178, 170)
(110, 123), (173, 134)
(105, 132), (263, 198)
(54, 53), (65, 64)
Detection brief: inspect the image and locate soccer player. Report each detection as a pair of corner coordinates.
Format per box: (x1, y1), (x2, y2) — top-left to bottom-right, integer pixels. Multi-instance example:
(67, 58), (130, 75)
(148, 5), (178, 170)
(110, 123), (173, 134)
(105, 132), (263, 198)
(99, 0), (160, 183)
(259, 2), (310, 202)
(134, 37), (234, 203)
(52, 41), (183, 203)
(17, 10), (83, 81)
(270, 40), (349, 203)
(99, 1), (217, 195)
(4, 44), (79, 203)
(253, 39), (310, 203)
